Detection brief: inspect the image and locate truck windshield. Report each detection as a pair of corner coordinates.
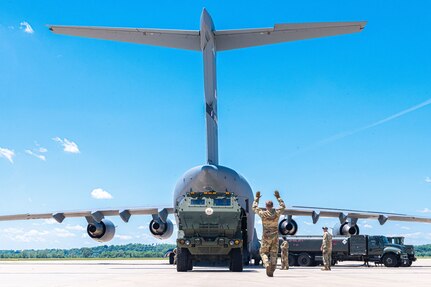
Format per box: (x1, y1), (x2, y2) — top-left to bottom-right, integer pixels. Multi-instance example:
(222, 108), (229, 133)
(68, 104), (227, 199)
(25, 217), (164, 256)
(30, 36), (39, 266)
(190, 199), (205, 205)
(213, 198), (231, 206)
(381, 236), (389, 244)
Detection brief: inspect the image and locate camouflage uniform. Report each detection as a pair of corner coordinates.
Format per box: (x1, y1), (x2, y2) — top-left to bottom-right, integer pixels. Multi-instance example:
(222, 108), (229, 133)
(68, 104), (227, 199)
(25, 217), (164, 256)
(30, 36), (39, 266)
(252, 192), (286, 276)
(280, 240), (289, 270)
(173, 248), (177, 265)
(321, 231), (333, 270)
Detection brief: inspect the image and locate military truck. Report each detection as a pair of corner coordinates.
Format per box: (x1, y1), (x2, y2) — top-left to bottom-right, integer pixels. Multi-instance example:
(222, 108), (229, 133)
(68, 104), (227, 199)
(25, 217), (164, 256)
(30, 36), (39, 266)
(175, 191), (246, 272)
(387, 236), (416, 266)
(283, 235), (413, 267)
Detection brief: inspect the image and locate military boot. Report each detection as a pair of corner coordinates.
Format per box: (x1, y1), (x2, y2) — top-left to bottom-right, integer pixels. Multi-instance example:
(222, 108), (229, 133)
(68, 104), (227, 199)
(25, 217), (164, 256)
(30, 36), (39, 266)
(266, 265), (274, 277)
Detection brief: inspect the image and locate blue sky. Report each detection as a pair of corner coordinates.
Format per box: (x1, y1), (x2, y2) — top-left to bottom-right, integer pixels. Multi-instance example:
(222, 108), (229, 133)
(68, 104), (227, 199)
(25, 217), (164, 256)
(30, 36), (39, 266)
(1, 0), (431, 249)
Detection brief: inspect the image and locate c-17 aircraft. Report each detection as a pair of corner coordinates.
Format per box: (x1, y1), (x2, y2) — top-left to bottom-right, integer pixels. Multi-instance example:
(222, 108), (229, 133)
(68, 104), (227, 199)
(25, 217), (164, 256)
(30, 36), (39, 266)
(2, 9), (431, 272)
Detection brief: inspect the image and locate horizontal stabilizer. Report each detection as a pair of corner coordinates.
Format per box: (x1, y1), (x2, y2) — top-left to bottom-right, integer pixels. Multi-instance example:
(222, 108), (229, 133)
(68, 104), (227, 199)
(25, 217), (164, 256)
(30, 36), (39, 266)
(49, 26), (201, 51)
(215, 21), (367, 51)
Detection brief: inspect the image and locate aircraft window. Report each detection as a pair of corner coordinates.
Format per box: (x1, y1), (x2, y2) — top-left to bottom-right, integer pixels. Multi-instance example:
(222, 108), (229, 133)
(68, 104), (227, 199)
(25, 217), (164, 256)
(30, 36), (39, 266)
(190, 199), (205, 205)
(213, 198), (231, 206)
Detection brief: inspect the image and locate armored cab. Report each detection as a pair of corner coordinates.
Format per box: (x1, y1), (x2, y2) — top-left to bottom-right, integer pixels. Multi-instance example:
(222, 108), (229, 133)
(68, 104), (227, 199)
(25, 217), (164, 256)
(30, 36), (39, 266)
(176, 191), (245, 271)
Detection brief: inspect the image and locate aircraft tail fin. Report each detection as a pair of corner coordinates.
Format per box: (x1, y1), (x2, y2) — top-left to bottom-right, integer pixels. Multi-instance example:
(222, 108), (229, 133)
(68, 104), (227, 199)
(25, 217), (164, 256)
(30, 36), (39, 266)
(214, 21), (367, 51)
(49, 26), (201, 51)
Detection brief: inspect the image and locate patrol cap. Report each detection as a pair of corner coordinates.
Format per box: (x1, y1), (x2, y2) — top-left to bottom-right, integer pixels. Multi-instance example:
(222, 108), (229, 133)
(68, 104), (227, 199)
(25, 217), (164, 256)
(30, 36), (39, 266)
(322, 226), (328, 230)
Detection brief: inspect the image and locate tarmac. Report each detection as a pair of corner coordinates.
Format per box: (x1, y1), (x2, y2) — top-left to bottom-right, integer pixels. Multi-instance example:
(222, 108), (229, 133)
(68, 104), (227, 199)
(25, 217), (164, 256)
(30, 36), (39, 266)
(0, 259), (430, 287)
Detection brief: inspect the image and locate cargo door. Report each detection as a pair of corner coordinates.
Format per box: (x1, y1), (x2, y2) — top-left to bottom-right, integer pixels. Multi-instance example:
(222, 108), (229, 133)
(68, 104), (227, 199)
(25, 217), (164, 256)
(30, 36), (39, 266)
(349, 235), (367, 255)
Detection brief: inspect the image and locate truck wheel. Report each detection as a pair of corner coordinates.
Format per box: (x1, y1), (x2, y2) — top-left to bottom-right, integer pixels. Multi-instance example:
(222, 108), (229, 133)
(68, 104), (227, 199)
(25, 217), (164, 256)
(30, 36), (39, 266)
(176, 248), (189, 272)
(187, 255), (193, 270)
(229, 249), (243, 272)
(401, 260), (412, 267)
(288, 254), (297, 266)
(297, 253), (313, 267)
(383, 253), (398, 267)
(169, 252), (175, 265)
(407, 260), (413, 267)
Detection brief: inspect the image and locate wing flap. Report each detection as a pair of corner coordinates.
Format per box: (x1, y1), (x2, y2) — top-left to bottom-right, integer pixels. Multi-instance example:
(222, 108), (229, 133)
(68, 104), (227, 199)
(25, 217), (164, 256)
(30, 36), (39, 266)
(49, 26), (201, 51)
(215, 21), (367, 51)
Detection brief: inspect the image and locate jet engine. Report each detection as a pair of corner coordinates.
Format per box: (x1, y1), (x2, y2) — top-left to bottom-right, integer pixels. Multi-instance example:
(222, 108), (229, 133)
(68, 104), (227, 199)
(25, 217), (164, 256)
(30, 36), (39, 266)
(149, 218), (174, 240)
(278, 218), (298, 236)
(87, 219), (116, 242)
(333, 222), (360, 236)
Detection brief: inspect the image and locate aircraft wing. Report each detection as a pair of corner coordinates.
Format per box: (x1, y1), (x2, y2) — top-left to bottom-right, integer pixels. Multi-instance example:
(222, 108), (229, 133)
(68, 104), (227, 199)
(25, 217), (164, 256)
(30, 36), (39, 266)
(0, 207), (174, 223)
(214, 21), (367, 51)
(49, 25), (201, 51)
(281, 205), (431, 225)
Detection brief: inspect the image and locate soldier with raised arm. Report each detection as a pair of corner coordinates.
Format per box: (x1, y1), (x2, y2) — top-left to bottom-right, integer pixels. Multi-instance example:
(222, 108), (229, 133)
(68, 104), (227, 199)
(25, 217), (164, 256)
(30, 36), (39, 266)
(252, 190), (286, 277)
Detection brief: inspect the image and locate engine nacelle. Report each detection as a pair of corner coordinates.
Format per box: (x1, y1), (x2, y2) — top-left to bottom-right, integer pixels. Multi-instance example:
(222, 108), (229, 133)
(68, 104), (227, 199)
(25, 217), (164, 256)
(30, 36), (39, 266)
(87, 219), (116, 242)
(333, 222), (360, 236)
(278, 219), (298, 236)
(149, 218), (174, 240)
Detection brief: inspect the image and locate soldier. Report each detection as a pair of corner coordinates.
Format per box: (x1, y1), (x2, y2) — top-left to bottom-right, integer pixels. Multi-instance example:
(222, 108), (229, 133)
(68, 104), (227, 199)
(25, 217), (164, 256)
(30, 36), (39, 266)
(173, 248), (177, 265)
(320, 226), (333, 271)
(280, 239), (289, 270)
(252, 190), (286, 277)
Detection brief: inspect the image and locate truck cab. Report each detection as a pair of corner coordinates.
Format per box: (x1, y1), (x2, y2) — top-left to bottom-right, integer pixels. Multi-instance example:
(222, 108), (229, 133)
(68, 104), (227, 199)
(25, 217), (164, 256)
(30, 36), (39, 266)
(387, 236), (416, 266)
(175, 191), (245, 272)
(367, 236), (404, 266)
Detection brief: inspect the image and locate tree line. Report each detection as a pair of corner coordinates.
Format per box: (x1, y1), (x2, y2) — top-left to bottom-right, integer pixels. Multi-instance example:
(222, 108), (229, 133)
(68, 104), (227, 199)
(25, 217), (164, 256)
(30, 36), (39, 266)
(1, 243), (431, 259)
(0, 243), (175, 259)
(415, 244), (431, 257)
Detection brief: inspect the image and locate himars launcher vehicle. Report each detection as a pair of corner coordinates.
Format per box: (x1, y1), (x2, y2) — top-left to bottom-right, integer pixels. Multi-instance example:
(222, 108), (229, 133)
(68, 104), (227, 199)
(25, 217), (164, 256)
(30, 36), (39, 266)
(1, 9), (431, 272)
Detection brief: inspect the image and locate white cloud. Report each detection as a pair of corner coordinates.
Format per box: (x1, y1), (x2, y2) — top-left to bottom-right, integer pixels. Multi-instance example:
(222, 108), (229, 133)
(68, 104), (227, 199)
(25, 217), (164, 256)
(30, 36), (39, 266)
(43, 219), (58, 225)
(25, 149), (46, 161)
(38, 147), (48, 153)
(138, 225), (146, 230)
(91, 188), (113, 199)
(1, 228), (49, 243)
(53, 137), (80, 154)
(419, 208), (431, 213)
(303, 221), (313, 226)
(425, 177), (431, 183)
(363, 224), (373, 229)
(397, 232), (422, 239)
(66, 224), (86, 231)
(53, 228), (76, 238)
(20, 21), (34, 34)
(0, 147), (15, 163)
(116, 234), (133, 240)
(401, 226), (411, 230)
